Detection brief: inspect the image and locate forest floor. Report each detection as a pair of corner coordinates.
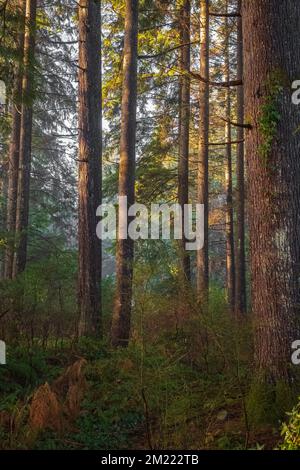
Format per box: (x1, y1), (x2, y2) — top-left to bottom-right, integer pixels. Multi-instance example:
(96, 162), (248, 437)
(0, 334), (283, 450)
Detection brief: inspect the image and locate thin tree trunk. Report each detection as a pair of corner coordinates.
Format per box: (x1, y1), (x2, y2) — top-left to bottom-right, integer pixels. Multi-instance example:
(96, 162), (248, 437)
(0, 160), (8, 280)
(235, 0), (246, 315)
(4, 0), (26, 280)
(197, 0), (209, 302)
(243, 0), (300, 381)
(111, 0), (138, 347)
(224, 2), (235, 310)
(0, 90), (9, 280)
(178, 0), (191, 285)
(13, 0), (37, 277)
(77, 0), (102, 337)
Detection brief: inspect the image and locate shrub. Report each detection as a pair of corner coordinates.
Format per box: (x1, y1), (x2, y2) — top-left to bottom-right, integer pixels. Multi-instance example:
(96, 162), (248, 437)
(279, 398), (300, 450)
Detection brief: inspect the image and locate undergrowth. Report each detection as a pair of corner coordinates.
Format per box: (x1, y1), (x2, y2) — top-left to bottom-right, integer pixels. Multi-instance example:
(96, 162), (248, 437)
(0, 278), (292, 450)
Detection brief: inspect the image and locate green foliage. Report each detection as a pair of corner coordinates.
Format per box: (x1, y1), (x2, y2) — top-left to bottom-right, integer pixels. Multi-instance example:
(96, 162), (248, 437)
(101, 275), (116, 329)
(247, 377), (295, 427)
(0, 250), (77, 343)
(66, 343), (203, 450)
(0, 346), (58, 395)
(258, 69), (287, 163)
(279, 398), (300, 450)
(0, 299), (255, 451)
(247, 380), (277, 427)
(76, 337), (109, 362)
(216, 434), (244, 450)
(258, 101), (280, 163)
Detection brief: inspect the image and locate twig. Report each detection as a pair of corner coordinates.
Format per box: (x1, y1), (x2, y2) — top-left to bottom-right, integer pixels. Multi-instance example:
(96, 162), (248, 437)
(141, 387), (153, 450)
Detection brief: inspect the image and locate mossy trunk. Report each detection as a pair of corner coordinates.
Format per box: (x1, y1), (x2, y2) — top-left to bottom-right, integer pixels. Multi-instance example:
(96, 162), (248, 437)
(243, 0), (300, 382)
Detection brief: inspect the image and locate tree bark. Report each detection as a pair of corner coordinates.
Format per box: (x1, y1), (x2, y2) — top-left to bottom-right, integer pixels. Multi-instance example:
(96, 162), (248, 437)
(77, 0), (102, 337)
(13, 0), (37, 277)
(235, 0), (246, 315)
(196, 0), (209, 302)
(111, 0), (138, 347)
(243, 0), (300, 381)
(224, 1), (235, 310)
(0, 160), (8, 280)
(178, 0), (191, 285)
(4, 0), (26, 280)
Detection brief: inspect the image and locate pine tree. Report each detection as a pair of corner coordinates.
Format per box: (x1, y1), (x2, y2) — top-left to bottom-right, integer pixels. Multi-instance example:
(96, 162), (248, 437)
(178, 0), (191, 285)
(224, 0), (235, 309)
(4, 0), (26, 280)
(196, 0), (209, 302)
(235, 0), (246, 315)
(77, 0), (102, 337)
(111, 0), (138, 347)
(14, 0), (37, 276)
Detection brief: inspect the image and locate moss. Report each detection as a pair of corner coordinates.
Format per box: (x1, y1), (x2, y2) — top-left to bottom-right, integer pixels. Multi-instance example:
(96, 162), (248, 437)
(247, 379), (277, 427)
(245, 114), (252, 127)
(275, 381), (295, 416)
(247, 375), (296, 428)
(258, 69), (287, 164)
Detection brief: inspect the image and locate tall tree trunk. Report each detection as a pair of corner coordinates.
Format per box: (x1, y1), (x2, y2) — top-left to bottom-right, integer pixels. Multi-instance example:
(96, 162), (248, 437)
(0, 160), (8, 280)
(178, 0), (191, 286)
(111, 0), (138, 347)
(235, 0), (246, 315)
(13, 0), (37, 277)
(243, 0), (300, 381)
(77, 0), (102, 337)
(224, 3), (235, 309)
(4, 0), (26, 280)
(0, 90), (9, 280)
(196, 0), (209, 302)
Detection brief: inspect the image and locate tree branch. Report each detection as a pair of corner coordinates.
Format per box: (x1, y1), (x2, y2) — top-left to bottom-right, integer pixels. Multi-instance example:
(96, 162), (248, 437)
(219, 116), (252, 129)
(209, 11), (241, 17)
(138, 41), (197, 60)
(209, 139), (244, 146)
(190, 70), (242, 87)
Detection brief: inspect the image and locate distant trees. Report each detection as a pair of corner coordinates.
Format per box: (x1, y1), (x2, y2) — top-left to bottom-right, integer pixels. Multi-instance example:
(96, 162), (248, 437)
(77, 0), (102, 337)
(243, 0), (300, 381)
(2, 0), (77, 284)
(13, 0), (37, 276)
(111, 0), (139, 347)
(4, 0), (26, 279)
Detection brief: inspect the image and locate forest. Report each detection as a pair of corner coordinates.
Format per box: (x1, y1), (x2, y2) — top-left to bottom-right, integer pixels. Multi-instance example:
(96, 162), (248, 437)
(0, 0), (300, 453)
